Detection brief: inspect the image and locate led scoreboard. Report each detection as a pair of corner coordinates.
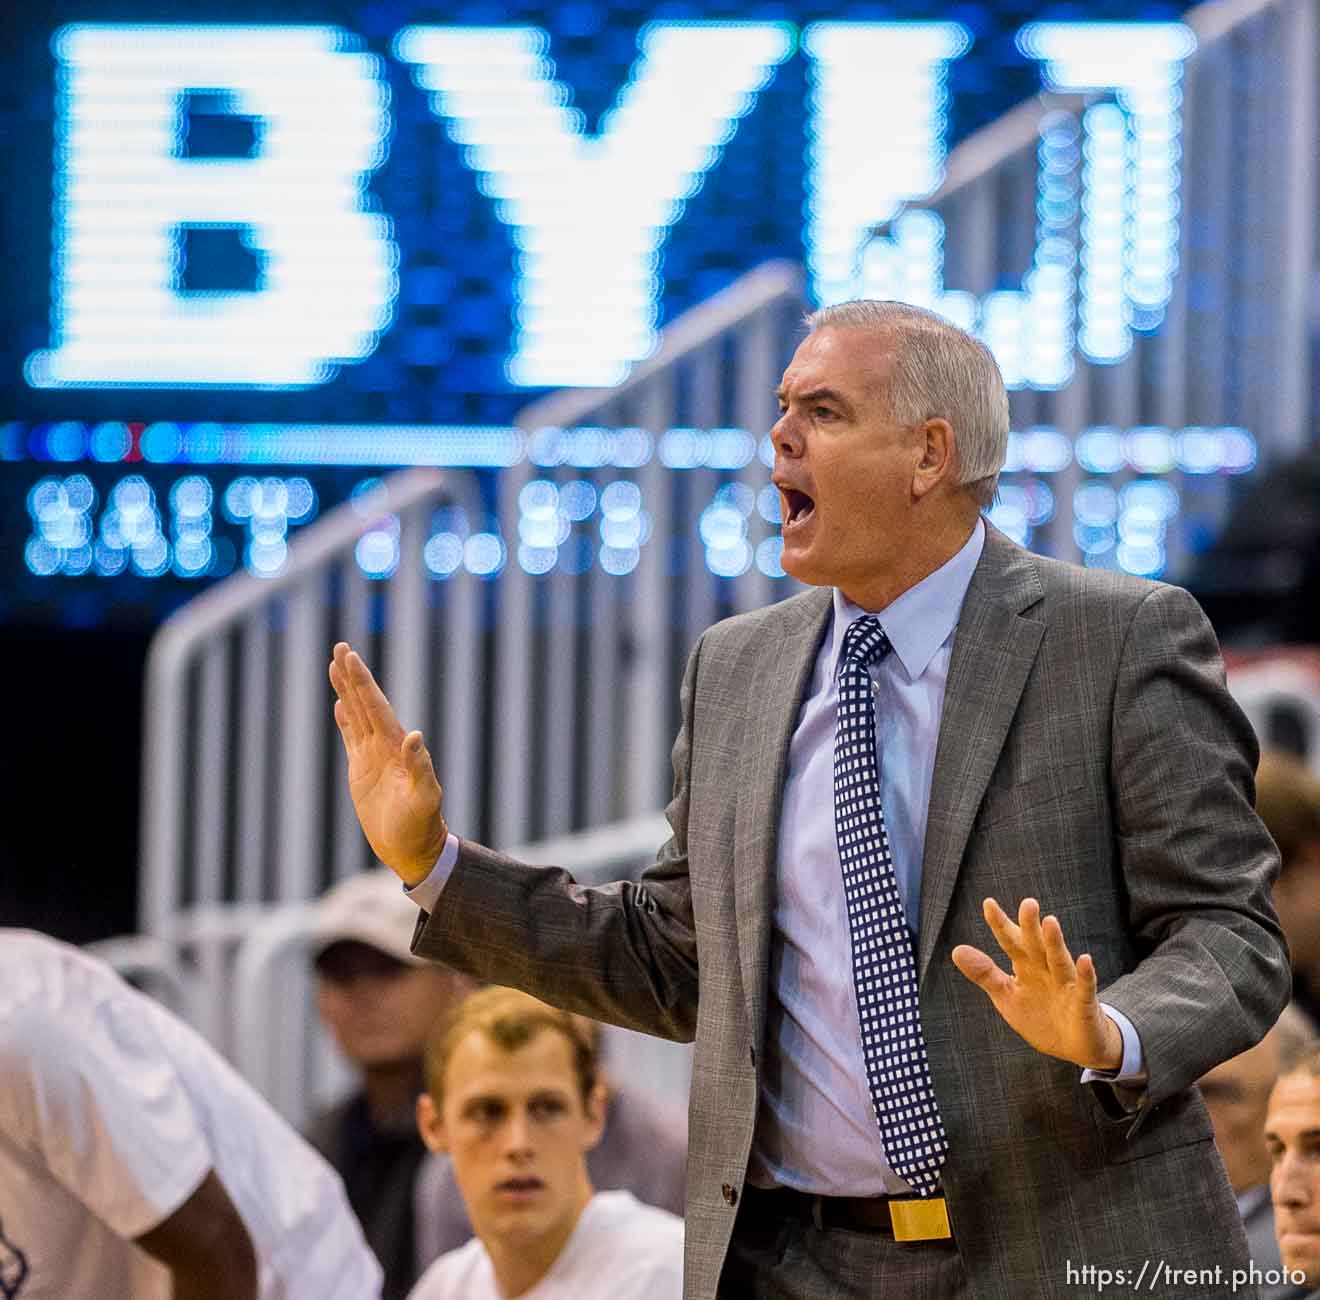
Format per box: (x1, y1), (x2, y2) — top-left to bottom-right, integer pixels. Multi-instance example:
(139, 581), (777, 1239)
(2, 0), (1197, 626)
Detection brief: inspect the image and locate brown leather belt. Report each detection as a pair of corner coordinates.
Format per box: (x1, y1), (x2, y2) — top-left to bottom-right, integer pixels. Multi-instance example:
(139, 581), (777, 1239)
(741, 1185), (952, 1241)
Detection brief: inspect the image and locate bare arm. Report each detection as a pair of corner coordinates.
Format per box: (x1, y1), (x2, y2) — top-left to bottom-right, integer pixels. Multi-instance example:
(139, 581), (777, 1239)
(135, 1170), (258, 1300)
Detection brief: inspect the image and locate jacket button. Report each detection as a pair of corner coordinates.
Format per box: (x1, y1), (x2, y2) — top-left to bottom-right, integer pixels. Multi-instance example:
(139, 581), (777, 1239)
(722, 1183), (738, 1206)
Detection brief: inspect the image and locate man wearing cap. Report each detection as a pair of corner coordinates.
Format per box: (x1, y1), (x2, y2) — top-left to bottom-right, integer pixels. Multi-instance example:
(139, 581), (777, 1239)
(309, 869), (471, 1300)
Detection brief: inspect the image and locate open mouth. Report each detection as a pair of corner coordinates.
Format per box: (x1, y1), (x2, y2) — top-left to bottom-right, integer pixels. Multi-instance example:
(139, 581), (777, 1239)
(496, 1178), (544, 1194)
(782, 488), (816, 529)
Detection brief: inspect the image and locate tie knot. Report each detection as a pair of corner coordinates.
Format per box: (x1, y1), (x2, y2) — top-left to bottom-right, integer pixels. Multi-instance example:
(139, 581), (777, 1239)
(841, 615), (891, 670)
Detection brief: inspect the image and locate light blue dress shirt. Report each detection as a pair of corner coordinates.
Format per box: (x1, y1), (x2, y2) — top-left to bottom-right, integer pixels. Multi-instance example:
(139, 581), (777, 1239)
(407, 519), (1143, 1197)
(745, 520), (1141, 1195)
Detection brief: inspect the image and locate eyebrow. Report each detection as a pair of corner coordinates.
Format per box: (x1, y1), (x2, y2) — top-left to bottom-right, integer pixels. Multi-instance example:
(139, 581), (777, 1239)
(775, 385), (853, 410)
(460, 1087), (572, 1109)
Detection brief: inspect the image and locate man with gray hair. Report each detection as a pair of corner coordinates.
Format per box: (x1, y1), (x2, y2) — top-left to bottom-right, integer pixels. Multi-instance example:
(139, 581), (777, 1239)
(331, 300), (1287, 1297)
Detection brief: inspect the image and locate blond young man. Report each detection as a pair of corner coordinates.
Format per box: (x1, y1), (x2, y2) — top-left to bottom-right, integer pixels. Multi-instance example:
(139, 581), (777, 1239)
(408, 988), (682, 1300)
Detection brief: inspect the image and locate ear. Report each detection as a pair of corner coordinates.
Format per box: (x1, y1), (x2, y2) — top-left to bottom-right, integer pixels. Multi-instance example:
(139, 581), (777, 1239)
(581, 1081), (609, 1153)
(912, 417), (958, 499)
(416, 1092), (450, 1155)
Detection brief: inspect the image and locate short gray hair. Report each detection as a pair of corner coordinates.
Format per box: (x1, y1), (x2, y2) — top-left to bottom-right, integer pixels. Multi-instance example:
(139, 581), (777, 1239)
(1275, 1002), (1320, 1075)
(805, 300), (1009, 508)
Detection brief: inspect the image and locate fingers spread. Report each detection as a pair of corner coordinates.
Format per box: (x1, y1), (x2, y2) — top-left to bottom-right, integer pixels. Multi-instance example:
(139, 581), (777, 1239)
(952, 944), (1011, 998)
(1017, 897), (1046, 965)
(1041, 914), (1076, 986)
(983, 897), (1026, 963)
(1075, 953), (1099, 1004)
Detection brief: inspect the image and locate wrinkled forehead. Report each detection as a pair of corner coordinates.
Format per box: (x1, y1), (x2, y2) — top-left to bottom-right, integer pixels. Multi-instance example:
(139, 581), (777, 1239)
(779, 325), (901, 403)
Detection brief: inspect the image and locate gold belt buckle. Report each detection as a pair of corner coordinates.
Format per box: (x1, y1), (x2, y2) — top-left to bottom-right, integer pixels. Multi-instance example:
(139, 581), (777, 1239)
(888, 1196), (951, 1242)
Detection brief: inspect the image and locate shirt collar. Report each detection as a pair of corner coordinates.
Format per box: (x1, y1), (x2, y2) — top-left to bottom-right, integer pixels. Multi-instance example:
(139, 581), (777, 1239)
(828, 518), (985, 684)
(1236, 1184), (1269, 1218)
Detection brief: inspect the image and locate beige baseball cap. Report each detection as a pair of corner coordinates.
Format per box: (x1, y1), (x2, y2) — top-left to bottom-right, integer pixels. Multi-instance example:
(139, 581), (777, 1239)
(310, 868), (426, 966)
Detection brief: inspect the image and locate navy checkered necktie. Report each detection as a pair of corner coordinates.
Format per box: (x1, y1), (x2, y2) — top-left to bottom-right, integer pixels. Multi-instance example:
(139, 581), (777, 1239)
(834, 614), (948, 1198)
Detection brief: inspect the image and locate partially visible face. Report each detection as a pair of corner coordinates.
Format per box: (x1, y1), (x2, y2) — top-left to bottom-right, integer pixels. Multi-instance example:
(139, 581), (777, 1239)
(772, 326), (923, 604)
(1267, 1072), (1320, 1284)
(314, 941), (458, 1068)
(418, 1027), (604, 1254)
(1200, 1034), (1279, 1194)
(1273, 843), (1320, 972)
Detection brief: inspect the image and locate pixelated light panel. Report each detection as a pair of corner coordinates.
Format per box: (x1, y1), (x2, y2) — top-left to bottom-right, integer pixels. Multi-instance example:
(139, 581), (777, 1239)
(7, 423), (1256, 616)
(2, 1), (1217, 621)
(9, 6), (1192, 411)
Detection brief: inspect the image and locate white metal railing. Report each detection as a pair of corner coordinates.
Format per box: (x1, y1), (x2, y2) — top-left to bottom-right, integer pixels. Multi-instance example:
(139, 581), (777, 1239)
(114, 812), (685, 1125)
(496, 260), (810, 844)
(139, 468), (487, 1044)
(226, 812), (685, 1128)
(141, 469), (460, 925)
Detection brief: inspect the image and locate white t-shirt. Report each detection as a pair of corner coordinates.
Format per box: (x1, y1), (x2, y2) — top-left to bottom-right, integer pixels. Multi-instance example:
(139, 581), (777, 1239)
(408, 1190), (682, 1300)
(0, 930), (382, 1300)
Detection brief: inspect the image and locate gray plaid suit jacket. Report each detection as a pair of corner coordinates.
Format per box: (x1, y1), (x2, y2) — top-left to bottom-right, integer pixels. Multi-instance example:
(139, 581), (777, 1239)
(414, 525), (1290, 1299)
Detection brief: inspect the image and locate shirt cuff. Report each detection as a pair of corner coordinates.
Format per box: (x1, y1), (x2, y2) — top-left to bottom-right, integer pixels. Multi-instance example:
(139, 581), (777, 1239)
(402, 834), (460, 913)
(1080, 1004), (1147, 1086)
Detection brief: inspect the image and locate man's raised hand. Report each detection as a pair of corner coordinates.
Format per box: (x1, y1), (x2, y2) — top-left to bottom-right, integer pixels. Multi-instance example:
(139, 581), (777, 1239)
(329, 642), (447, 887)
(951, 897), (1124, 1072)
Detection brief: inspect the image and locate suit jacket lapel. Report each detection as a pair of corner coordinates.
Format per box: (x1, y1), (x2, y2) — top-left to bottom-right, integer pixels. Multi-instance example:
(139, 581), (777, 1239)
(917, 529), (1046, 986)
(734, 586), (832, 1047)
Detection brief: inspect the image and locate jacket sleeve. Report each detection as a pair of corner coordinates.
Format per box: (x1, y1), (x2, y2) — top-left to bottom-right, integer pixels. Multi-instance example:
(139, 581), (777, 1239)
(410, 636), (704, 1043)
(1096, 582), (1290, 1106)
